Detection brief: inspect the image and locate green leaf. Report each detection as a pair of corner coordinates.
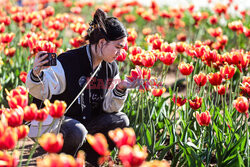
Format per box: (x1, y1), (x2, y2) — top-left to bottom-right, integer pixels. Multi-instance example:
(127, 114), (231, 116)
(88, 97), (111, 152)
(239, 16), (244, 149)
(159, 142), (177, 160)
(223, 135), (246, 160)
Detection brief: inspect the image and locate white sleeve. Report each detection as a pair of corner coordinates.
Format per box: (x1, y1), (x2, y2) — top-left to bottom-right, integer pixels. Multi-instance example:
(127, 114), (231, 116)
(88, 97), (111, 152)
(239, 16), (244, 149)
(25, 60), (66, 100)
(102, 74), (128, 113)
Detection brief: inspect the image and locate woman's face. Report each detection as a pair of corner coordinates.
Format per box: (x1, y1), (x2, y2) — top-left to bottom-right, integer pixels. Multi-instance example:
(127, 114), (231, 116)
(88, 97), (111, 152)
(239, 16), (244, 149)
(100, 37), (127, 63)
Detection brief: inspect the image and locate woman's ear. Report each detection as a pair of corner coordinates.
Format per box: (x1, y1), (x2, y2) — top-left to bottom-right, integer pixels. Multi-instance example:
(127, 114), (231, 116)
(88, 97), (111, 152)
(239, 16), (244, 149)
(98, 38), (107, 48)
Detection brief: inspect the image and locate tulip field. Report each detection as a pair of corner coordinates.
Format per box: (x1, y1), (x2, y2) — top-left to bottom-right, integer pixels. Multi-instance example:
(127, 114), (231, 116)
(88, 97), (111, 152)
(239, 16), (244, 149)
(0, 0), (249, 166)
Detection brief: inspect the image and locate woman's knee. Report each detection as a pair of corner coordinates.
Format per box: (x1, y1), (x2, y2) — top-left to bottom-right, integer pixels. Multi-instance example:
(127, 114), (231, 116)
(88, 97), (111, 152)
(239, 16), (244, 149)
(60, 117), (88, 155)
(116, 112), (130, 128)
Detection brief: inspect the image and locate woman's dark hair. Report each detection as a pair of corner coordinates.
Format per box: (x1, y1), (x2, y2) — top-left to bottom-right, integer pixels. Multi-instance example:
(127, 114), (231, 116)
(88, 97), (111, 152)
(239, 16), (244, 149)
(85, 8), (128, 44)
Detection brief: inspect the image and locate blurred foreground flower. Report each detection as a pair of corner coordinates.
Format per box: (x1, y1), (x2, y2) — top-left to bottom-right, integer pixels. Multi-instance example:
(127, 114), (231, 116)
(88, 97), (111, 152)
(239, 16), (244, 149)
(37, 151), (85, 167)
(0, 127), (18, 150)
(108, 127), (136, 148)
(38, 133), (64, 153)
(44, 99), (67, 118)
(119, 145), (148, 167)
(141, 160), (170, 167)
(0, 151), (19, 167)
(86, 133), (110, 156)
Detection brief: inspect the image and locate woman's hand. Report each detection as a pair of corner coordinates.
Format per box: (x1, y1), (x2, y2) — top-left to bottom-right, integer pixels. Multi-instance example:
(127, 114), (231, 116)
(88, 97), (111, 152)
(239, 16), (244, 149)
(116, 77), (143, 91)
(32, 51), (50, 76)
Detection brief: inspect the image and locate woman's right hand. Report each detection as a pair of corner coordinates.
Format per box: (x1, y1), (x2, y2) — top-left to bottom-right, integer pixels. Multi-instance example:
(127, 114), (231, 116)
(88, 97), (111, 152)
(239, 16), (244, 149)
(32, 51), (50, 76)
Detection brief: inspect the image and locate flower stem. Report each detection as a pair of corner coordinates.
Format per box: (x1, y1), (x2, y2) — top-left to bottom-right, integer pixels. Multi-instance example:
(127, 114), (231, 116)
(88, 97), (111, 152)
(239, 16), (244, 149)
(25, 122), (42, 167)
(18, 137), (27, 167)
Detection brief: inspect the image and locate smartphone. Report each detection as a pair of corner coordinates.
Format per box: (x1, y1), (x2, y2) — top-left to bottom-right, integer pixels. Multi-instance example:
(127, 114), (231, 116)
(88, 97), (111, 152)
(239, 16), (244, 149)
(40, 53), (57, 66)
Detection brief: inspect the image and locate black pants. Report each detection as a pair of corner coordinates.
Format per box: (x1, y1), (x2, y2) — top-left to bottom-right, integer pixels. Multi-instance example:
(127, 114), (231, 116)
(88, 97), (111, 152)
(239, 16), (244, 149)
(60, 112), (130, 166)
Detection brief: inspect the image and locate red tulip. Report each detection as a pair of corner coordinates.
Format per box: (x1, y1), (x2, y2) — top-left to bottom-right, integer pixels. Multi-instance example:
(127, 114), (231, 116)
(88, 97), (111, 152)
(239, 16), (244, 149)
(141, 51), (156, 67)
(0, 16), (11, 26)
(35, 41), (56, 53)
(45, 6), (55, 17)
(70, 22), (87, 35)
(214, 3), (227, 15)
(207, 27), (223, 38)
(129, 54), (143, 66)
(160, 42), (175, 53)
(152, 39), (163, 50)
(208, 72), (222, 86)
(178, 62), (194, 76)
(4, 47), (16, 58)
(11, 12), (25, 23)
(35, 108), (49, 122)
(189, 97), (202, 110)
(146, 33), (161, 44)
(220, 64), (235, 80)
(38, 133), (64, 153)
(209, 15), (218, 25)
(172, 95), (187, 107)
(151, 87), (166, 97)
(86, 133), (110, 156)
(127, 28), (137, 45)
(44, 100), (67, 118)
(177, 33), (187, 41)
(141, 160), (170, 167)
(158, 52), (177, 66)
(0, 127), (18, 150)
(228, 20), (244, 33)
(4, 107), (23, 127)
(0, 115), (8, 138)
(195, 111), (211, 126)
(19, 71), (27, 83)
(0, 23), (5, 33)
(119, 145), (148, 167)
(0, 33), (15, 43)
(70, 37), (85, 48)
(0, 151), (19, 167)
(24, 103), (38, 121)
(217, 85), (227, 95)
(233, 96), (249, 114)
(16, 125), (29, 140)
(217, 35), (228, 45)
(36, 151), (85, 167)
(129, 46), (142, 56)
(6, 86), (28, 109)
(193, 72), (207, 87)
(108, 128), (136, 148)
(175, 42), (186, 53)
(116, 49), (127, 62)
(125, 15), (136, 23)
